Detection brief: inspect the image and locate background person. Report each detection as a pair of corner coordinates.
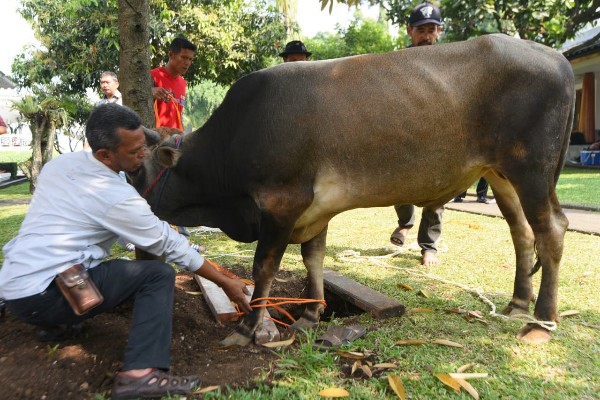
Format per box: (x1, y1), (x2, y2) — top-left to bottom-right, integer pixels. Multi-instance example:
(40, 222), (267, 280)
(151, 37), (196, 129)
(97, 71), (122, 105)
(0, 115), (7, 135)
(0, 103), (251, 399)
(279, 40), (311, 62)
(389, 2), (444, 267)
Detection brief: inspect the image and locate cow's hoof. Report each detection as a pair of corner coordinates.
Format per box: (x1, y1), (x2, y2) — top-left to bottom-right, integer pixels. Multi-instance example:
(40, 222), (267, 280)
(290, 317), (320, 331)
(516, 325), (552, 344)
(219, 331), (253, 349)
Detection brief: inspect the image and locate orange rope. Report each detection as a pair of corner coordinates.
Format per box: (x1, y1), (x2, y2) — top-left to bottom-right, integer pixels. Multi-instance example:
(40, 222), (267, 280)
(154, 93), (183, 130)
(214, 265), (327, 327)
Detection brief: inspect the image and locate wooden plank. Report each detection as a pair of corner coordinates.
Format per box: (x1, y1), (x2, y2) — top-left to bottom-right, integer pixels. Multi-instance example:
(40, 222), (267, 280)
(194, 275), (239, 323)
(194, 276), (280, 343)
(323, 269), (405, 319)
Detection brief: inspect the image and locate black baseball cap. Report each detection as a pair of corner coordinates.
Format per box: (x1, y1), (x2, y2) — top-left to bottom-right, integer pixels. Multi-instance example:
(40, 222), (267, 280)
(279, 40), (312, 57)
(409, 3), (442, 27)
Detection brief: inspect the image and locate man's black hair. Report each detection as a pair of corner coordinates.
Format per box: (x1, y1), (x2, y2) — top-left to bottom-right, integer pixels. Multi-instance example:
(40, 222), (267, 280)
(86, 103), (142, 152)
(169, 37), (197, 54)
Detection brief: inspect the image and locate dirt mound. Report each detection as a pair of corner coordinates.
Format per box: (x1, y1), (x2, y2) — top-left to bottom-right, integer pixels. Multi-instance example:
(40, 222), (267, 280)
(0, 267), (307, 399)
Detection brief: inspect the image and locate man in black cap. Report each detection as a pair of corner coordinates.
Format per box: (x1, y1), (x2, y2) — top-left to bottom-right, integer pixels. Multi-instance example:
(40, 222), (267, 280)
(389, 2), (444, 266)
(279, 40), (312, 62)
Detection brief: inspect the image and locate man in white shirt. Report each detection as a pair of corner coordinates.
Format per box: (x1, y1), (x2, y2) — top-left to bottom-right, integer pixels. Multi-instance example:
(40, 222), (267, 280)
(97, 71), (122, 105)
(0, 103), (251, 399)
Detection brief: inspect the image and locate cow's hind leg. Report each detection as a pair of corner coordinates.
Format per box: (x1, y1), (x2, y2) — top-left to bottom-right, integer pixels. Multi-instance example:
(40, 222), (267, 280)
(290, 225), (328, 331)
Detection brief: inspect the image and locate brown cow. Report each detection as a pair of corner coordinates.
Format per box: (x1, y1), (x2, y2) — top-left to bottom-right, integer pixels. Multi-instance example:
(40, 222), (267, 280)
(130, 34), (574, 346)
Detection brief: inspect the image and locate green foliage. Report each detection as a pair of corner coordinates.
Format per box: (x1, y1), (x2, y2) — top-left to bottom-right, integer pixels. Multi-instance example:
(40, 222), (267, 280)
(182, 80), (228, 130)
(12, 0), (287, 96)
(324, 0), (600, 47)
(306, 11), (395, 60)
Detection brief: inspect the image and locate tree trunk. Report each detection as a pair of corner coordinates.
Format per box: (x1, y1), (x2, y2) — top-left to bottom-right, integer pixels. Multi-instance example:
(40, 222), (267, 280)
(43, 119), (56, 165)
(29, 118), (45, 193)
(118, 0), (154, 127)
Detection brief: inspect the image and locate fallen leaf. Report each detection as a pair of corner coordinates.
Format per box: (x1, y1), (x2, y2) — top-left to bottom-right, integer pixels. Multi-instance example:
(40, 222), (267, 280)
(431, 339), (464, 348)
(395, 339), (426, 346)
(261, 335), (295, 348)
(418, 289), (430, 298)
(318, 387), (350, 397)
(184, 291), (203, 296)
(274, 277), (290, 283)
(456, 363), (473, 373)
(194, 385), (219, 394)
(410, 308), (434, 313)
(387, 375), (406, 399)
(351, 360), (361, 375)
(435, 373), (461, 392)
(448, 373), (488, 379)
(360, 364), (373, 378)
(337, 351), (366, 359)
(397, 283), (414, 291)
(559, 310), (580, 318)
(445, 307), (466, 314)
(467, 310), (483, 319)
(454, 377), (479, 399)
(373, 363), (398, 369)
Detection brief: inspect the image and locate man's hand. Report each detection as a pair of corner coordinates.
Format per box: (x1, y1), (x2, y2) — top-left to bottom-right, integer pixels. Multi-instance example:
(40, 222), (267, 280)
(152, 87), (172, 101)
(194, 259), (252, 314)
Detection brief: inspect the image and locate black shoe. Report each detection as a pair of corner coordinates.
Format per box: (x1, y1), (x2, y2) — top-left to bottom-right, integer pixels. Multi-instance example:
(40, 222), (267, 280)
(37, 323), (83, 342)
(453, 196), (463, 203)
(476, 197), (489, 204)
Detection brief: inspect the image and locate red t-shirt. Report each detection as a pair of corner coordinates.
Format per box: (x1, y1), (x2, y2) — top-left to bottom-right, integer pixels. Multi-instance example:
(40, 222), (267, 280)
(151, 66), (187, 129)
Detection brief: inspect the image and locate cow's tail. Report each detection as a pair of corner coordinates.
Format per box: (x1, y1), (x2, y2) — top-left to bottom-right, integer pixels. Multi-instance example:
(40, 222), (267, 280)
(553, 92), (576, 187)
(529, 92), (575, 277)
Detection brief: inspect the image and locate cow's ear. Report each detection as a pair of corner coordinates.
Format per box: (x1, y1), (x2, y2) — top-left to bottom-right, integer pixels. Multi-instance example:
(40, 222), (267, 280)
(143, 127), (161, 146)
(156, 146), (181, 168)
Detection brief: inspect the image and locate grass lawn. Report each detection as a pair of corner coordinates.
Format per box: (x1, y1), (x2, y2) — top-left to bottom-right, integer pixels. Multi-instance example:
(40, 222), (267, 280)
(1, 181), (598, 399)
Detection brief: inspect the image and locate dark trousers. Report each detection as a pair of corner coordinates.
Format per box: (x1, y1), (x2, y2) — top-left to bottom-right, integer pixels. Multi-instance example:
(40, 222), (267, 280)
(6, 259), (175, 371)
(394, 204), (443, 254)
(457, 178), (489, 199)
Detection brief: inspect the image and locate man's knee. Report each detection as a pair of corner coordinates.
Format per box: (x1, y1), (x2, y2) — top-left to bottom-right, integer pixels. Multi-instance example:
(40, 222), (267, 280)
(145, 261), (176, 281)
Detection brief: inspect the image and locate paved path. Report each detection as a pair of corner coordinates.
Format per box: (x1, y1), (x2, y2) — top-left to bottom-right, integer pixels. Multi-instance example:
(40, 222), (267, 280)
(446, 195), (600, 236)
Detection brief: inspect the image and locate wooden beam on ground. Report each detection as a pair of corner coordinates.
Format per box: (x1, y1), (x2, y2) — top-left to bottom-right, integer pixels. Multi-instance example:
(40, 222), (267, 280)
(323, 269), (405, 319)
(194, 276), (280, 344)
(195, 275), (238, 323)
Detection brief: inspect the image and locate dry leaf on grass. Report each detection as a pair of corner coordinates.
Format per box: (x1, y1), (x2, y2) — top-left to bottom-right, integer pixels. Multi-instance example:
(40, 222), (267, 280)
(194, 385), (219, 394)
(448, 373), (488, 379)
(410, 308), (434, 313)
(184, 291), (203, 296)
(445, 307), (466, 314)
(397, 283), (414, 291)
(337, 351), (366, 359)
(456, 363), (474, 373)
(351, 360), (361, 375)
(318, 387), (350, 397)
(454, 377), (480, 399)
(418, 289), (431, 298)
(559, 310), (580, 317)
(388, 375), (406, 399)
(261, 335), (295, 348)
(435, 373), (461, 392)
(373, 363), (398, 369)
(395, 339), (426, 346)
(431, 339), (464, 348)
(360, 364), (373, 378)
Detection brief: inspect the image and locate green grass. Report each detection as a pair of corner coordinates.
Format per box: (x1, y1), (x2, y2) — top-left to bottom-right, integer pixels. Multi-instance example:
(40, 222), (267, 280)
(0, 150), (31, 163)
(1, 173), (599, 399)
(556, 168), (600, 208)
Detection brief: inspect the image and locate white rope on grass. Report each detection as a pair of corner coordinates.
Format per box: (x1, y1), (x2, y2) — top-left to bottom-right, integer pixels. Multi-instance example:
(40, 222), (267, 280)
(336, 249), (557, 331)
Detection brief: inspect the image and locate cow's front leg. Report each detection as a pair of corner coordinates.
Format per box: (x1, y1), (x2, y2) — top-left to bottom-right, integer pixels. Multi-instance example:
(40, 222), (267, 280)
(291, 225), (328, 330)
(220, 211), (297, 348)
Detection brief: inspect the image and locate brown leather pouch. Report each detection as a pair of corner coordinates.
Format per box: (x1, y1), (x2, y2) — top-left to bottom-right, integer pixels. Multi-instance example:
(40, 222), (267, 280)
(55, 264), (104, 316)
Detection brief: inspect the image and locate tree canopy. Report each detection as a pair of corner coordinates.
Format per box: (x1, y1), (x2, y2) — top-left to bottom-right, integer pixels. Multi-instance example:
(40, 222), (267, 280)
(12, 0), (287, 97)
(322, 0), (600, 47)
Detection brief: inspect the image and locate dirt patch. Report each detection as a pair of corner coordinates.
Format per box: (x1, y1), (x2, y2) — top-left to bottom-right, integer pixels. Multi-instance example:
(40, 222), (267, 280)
(0, 266), (308, 399)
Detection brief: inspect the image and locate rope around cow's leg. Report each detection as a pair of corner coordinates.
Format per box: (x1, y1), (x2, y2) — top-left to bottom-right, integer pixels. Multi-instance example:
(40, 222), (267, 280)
(335, 249), (557, 331)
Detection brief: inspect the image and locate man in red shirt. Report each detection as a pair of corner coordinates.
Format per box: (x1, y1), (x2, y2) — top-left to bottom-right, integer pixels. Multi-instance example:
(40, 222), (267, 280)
(151, 37), (196, 129)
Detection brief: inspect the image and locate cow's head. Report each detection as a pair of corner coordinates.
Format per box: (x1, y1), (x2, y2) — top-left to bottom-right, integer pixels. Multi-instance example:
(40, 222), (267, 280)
(127, 127), (183, 210)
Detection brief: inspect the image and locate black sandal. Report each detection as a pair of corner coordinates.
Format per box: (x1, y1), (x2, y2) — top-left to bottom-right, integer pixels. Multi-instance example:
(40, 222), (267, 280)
(112, 369), (200, 399)
(390, 227), (406, 246)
